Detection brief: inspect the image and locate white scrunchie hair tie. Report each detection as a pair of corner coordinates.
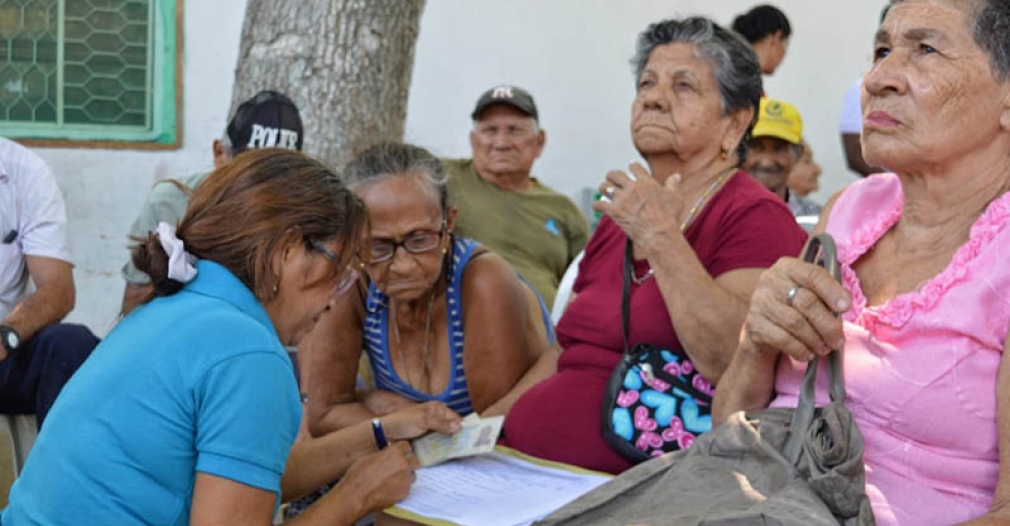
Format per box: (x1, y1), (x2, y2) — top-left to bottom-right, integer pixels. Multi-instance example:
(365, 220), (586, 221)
(156, 222), (197, 284)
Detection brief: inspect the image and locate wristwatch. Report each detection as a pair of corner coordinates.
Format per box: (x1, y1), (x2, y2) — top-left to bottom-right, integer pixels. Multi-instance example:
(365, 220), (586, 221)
(0, 326), (19, 354)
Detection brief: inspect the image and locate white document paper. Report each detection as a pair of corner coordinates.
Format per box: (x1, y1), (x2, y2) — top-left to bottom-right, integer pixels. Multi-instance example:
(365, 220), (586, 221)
(390, 449), (611, 526)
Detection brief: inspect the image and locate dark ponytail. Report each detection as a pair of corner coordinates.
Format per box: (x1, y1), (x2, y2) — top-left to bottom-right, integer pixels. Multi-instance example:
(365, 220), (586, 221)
(131, 232), (185, 299)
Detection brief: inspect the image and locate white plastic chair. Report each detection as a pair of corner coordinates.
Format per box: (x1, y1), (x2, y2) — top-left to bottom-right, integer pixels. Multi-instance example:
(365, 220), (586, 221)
(796, 215), (819, 233)
(551, 250), (585, 326)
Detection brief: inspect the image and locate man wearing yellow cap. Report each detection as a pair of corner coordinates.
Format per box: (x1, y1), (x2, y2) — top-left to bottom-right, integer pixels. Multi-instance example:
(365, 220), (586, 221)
(744, 98), (804, 203)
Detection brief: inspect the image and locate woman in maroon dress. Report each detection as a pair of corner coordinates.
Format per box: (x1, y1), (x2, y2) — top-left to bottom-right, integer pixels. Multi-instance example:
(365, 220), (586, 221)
(502, 17), (807, 474)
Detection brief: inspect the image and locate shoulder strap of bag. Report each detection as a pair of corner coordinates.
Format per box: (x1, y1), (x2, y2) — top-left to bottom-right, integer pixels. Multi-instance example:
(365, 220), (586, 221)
(621, 239), (634, 356)
(782, 233), (847, 464)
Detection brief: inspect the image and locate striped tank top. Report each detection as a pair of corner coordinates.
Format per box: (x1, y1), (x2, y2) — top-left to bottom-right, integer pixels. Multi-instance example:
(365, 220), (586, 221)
(363, 237), (555, 416)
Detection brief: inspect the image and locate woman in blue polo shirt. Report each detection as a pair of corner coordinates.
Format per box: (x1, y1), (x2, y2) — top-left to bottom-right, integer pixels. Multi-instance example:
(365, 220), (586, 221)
(1, 149), (460, 526)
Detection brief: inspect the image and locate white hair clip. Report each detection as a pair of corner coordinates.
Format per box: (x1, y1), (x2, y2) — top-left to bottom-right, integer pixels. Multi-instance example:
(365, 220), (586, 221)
(157, 222), (198, 284)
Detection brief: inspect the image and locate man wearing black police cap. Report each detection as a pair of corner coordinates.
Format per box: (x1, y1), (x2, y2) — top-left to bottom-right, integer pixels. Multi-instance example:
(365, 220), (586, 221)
(120, 90), (304, 315)
(444, 85), (588, 309)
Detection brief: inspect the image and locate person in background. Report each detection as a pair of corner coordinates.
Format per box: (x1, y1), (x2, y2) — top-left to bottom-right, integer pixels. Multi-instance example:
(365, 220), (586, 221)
(838, 78), (879, 177)
(0, 136), (99, 502)
(839, 4), (892, 177)
(502, 17), (807, 475)
(715, 0), (1010, 523)
(3, 149), (459, 526)
(0, 137), (98, 428)
(731, 4), (792, 76)
(443, 86), (588, 309)
(743, 98), (804, 202)
(120, 90), (304, 315)
(786, 140), (823, 217)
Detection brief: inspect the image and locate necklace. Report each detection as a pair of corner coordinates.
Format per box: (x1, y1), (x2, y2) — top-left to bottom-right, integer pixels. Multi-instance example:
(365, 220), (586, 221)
(631, 166), (736, 285)
(390, 292), (436, 390)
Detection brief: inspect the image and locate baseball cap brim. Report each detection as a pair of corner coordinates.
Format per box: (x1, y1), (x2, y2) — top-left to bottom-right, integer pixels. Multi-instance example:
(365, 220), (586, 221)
(751, 123), (801, 145)
(471, 100), (537, 120)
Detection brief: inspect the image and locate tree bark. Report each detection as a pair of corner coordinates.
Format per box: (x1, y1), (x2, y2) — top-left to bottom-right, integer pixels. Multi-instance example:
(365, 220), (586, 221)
(230, 0), (426, 170)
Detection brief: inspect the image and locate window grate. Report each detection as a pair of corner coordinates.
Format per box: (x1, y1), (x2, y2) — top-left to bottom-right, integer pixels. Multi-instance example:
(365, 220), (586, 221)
(0, 0), (177, 145)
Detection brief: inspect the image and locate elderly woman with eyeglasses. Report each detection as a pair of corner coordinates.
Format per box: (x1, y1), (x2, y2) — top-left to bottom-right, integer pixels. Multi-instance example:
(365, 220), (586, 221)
(300, 142), (555, 439)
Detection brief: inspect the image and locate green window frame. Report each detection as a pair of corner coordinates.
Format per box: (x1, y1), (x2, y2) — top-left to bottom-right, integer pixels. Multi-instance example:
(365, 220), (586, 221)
(0, 0), (181, 148)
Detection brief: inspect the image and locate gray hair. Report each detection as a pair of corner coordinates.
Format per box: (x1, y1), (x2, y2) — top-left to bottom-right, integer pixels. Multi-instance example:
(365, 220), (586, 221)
(343, 142), (449, 212)
(974, 1), (1010, 81)
(631, 17), (763, 162)
(889, 0), (1010, 81)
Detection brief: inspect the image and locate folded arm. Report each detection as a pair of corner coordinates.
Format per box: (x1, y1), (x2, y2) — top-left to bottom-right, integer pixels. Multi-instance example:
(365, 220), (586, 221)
(461, 254), (551, 415)
(3, 255), (74, 346)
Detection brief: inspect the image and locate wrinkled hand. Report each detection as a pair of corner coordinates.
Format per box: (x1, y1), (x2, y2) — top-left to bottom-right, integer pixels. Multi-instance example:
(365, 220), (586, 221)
(744, 257), (851, 362)
(593, 162), (685, 247)
(341, 441), (420, 514)
(383, 401), (462, 441)
(361, 389), (418, 416)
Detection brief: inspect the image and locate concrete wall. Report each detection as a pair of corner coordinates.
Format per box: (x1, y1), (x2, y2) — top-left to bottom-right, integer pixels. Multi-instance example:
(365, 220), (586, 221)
(26, 0), (886, 335)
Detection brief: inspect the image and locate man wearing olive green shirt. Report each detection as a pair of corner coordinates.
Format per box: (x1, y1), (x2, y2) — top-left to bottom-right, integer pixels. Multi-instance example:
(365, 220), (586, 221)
(445, 85), (588, 309)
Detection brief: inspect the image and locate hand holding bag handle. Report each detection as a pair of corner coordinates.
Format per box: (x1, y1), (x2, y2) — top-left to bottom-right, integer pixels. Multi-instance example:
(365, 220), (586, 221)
(544, 233), (875, 526)
(782, 233), (846, 465)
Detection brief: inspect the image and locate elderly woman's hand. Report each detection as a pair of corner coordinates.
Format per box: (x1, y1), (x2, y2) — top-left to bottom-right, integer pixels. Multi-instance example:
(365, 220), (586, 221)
(744, 257), (852, 362)
(593, 162), (686, 247)
(383, 401), (463, 441)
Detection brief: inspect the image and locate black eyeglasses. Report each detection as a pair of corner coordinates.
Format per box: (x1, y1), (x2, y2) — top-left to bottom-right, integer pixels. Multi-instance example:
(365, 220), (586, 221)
(306, 238), (359, 298)
(367, 223), (446, 264)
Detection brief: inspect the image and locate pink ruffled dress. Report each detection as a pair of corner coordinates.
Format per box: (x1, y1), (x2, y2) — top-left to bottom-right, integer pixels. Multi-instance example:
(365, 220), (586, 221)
(770, 173), (1010, 526)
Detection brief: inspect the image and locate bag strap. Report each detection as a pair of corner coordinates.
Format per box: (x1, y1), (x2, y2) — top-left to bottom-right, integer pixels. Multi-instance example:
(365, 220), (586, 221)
(782, 233), (846, 464)
(620, 239), (634, 356)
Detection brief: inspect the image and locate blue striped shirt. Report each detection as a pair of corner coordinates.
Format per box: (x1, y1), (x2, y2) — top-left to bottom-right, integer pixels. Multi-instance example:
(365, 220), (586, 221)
(363, 237), (554, 415)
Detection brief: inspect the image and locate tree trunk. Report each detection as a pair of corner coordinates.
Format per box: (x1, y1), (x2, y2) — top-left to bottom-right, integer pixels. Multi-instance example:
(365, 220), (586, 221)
(230, 0), (426, 170)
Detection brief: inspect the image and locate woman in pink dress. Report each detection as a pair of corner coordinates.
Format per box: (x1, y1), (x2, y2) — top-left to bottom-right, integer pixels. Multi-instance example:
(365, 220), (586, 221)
(715, 0), (1010, 524)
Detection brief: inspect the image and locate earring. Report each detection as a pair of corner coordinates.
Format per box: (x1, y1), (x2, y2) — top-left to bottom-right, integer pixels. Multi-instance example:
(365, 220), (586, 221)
(720, 148), (729, 160)
(272, 283), (279, 294)
(442, 248), (448, 255)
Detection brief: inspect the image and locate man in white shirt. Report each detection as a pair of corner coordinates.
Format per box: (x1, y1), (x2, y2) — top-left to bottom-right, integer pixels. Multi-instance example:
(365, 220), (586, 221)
(0, 137), (98, 430)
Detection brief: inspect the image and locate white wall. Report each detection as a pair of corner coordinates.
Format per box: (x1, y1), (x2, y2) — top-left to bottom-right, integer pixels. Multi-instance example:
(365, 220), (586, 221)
(28, 0), (885, 335)
(32, 0), (249, 335)
(405, 0), (885, 204)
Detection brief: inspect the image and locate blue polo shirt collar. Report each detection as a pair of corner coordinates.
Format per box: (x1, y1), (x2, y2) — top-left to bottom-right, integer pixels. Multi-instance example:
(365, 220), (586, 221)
(184, 260), (279, 338)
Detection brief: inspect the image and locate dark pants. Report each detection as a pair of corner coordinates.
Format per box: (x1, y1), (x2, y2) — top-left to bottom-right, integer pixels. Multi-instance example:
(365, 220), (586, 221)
(0, 323), (98, 429)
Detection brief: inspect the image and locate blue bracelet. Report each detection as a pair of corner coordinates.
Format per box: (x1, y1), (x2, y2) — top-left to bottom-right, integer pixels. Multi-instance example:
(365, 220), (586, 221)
(371, 418), (388, 449)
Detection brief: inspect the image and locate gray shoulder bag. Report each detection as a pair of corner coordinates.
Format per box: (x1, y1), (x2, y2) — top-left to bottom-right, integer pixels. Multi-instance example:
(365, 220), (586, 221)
(536, 233), (876, 526)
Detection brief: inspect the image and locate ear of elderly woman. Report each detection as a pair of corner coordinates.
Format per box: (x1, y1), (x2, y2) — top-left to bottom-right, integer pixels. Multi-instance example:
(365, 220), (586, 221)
(501, 18), (806, 475)
(715, 0), (1010, 524)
